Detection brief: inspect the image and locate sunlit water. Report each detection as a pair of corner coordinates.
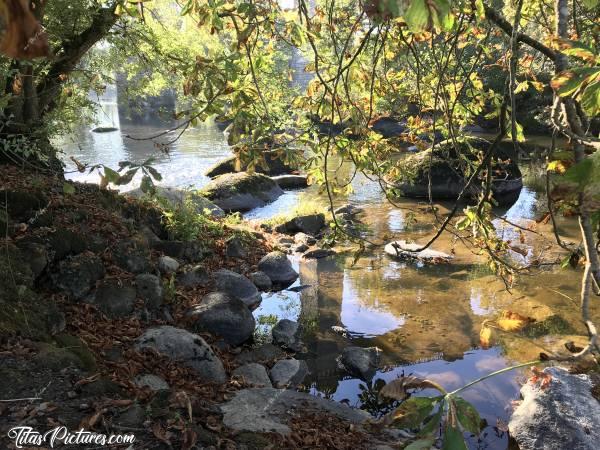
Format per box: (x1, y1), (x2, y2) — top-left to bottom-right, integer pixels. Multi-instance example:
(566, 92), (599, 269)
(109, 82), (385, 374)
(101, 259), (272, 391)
(56, 92), (594, 450)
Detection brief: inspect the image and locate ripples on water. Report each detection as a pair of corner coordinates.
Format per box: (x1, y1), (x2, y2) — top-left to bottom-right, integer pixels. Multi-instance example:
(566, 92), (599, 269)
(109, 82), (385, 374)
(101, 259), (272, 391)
(57, 98), (586, 450)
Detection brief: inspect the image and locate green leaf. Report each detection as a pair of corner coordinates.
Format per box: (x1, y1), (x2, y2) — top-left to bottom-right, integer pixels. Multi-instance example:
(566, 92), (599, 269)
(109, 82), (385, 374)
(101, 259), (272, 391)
(405, 437), (436, 450)
(562, 158), (593, 187)
(103, 167), (121, 184)
(582, 0), (599, 7)
(405, 0), (429, 32)
(554, 39), (598, 62)
(580, 81), (600, 116)
(145, 166), (163, 181)
(551, 67), (600, 97)
(391, 397), (438, 429)
(442, 423), (468, 450)
(116, 168), (138, 185)
(454, 397), (482, 435)
(62, 182), (75, 195)
(140, 175), (155, 194)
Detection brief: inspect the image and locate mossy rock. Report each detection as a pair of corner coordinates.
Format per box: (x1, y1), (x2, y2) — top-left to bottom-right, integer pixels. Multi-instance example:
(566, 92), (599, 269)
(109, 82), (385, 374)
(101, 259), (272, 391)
(33, 343), (86, 370)
(392, 137), (522, 205)
(525, 315), (576, 338)
(54, 334), (97, 371)
(200, 172), (284, 212)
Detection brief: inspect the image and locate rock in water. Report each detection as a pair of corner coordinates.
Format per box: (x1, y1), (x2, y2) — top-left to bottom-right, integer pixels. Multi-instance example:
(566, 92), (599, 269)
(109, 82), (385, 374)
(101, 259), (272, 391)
(135, 326), (226, 383)
(272, 320), (304, 352)
(339, 347), (381, 380)
(274, 213), (326, 236)
(384, 240), (452, 263)
(200, 172), (284, 212)
(257, 252), (298, 290)
(509, 367), (600, 450)
(214, 269), (262, 308)
(186, 292), (255, 346)
(221, 388), (370, 434)
(270, 174), (308, 190)
(249, 271), (272, 291)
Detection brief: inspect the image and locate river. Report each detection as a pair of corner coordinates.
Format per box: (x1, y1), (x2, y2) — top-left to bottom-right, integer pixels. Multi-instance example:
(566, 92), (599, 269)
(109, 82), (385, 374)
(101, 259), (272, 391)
(54, 89), (592, 450)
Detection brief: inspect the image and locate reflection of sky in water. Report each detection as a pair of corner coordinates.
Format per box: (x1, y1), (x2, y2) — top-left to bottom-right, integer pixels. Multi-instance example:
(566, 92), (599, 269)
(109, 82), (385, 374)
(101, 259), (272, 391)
(387, 209), (404, 232)
(340, 272), (404, 337)
(310, 348), (521, 450)
(470, 290), (496, 316)
(244, 191), (304, 220)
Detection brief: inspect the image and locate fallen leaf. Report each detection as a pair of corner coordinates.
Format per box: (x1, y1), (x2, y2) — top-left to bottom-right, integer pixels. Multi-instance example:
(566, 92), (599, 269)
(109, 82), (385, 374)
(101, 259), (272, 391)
(379, 376), (446, 401)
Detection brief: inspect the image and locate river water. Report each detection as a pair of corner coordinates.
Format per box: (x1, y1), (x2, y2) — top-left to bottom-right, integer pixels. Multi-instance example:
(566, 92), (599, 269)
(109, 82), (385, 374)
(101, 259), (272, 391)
(55, 92), (594, 449)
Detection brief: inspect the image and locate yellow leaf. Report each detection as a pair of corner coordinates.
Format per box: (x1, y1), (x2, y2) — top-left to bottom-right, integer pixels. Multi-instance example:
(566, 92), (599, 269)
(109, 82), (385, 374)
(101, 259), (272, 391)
(480, 326), (492, 349)
(496, 311), (534, 332)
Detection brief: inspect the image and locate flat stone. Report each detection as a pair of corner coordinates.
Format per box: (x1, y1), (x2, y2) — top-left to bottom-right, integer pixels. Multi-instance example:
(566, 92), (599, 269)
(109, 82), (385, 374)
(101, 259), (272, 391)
(232, 363), (272, 387)
(384, 240), (453, 263)
(187, 292), (255, 346)
(135, 274), (164, 309)
(509, 367), (600, 450)
(134, 374), (170, 391)
(257, 252), (298, 290)
(272, 320), (304, 352)
(269, 359), (308, 388)
(303, 248), (336, 259)
(157, 255), (180, 274)
(135, 326), (226, 383)
(249, 271), (272, 291)
(221, 388), (370, 434)
(214, 269), (262, 308)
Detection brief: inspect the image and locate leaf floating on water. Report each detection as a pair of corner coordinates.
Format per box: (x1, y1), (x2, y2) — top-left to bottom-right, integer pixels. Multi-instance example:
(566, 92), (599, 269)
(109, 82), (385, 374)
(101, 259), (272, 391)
(479, 325), (493, 349)
(389, 397), (439, 429)
(379, 376), (447, 401)
(496, 310), (535, 332)
(442, 421), (468, 450)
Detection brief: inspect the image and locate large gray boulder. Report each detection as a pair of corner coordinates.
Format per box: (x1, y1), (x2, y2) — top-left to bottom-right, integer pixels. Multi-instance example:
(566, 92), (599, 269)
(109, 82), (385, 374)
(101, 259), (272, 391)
(186, 292), (255, 346)
(221, 388), (369, 434)
(257, 252), (298, 289)
(269, 359), (309, 388)
(272, 320), (304, 352)
(135, 326), (226, 383)
(200, 172), (284, 212)
(339, 347), (381, 380)
(214, 269), (262, 308)
(509, 367), (600, 450)
(126, 186), (225, 218)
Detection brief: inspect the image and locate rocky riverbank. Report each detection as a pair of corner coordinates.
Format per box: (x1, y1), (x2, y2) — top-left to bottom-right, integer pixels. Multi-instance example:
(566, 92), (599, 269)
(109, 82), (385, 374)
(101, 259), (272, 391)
(0, 164), (399, 449)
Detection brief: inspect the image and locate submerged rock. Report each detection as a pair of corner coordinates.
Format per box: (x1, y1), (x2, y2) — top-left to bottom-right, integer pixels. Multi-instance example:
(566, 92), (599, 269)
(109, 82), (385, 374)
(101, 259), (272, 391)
(135, 326), (226, 383)
(214, 269), (262, 308)
(269, 359), (309, 388)
(339, 347), (381, 380)
(200, 172), (284, 212)
(221, 388), (369, 434)
(272, 320), (304, 352)
(384, 240), (453, 263)
(187, 292), (255, 346)
(509, 367), (600, 450)
(257, 252), (298, 290)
